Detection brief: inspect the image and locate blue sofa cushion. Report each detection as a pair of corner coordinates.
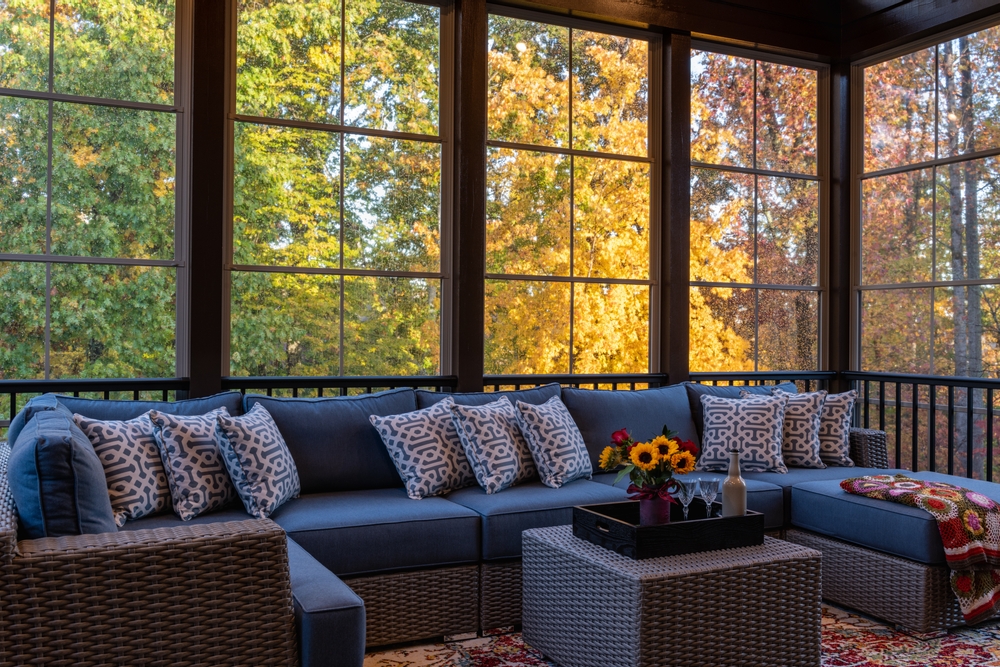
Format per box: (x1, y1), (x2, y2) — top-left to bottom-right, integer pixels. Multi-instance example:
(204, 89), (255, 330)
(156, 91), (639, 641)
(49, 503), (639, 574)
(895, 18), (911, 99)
(287, 538), (366, 667)
(789, 470), (985, 565)
(120, 502), (252, 529)
(562, 384), (700, 470)
(416, 383), (560, 410)
(58, 391), (243, 422)
(245, 388), (416, 494)
(591, 472), (785, 530)
(684, 381), (797, 441)
(8, 410), (118, 538)
(5, 394), (74, 447)
(445, 479), (627, 560)
(269, 487), (481, 577)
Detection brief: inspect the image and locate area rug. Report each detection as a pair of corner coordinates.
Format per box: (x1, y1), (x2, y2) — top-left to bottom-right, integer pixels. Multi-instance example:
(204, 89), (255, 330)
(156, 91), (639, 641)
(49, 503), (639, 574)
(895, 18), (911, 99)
(364, 605), (1000, 667)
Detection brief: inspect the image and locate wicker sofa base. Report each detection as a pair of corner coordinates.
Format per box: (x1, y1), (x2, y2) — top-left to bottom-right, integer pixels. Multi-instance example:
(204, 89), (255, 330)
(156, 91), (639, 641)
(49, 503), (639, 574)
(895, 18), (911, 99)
(344, 564), (480, 647)
(481, 559), (522, 630)
(785, 529), (969, 632)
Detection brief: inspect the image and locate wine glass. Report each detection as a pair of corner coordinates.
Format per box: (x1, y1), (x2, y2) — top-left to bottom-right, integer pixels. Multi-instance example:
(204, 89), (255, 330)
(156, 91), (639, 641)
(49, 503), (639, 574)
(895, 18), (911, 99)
(698, 478), (719, 518)
(676, 479), (697, 521)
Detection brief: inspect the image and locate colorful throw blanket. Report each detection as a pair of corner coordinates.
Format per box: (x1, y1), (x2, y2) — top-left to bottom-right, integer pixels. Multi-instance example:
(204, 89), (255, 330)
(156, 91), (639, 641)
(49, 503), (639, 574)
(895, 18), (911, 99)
(841, 474), (1000, 624)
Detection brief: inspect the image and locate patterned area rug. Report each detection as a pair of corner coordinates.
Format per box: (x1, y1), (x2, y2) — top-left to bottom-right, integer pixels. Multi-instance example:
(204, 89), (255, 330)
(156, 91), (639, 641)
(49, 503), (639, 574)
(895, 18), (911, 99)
(364, 605), (1000, 667)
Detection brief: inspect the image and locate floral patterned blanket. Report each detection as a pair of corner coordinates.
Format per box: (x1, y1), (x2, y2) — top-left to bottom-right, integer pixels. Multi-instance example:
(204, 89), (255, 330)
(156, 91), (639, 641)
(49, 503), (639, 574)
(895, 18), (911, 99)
(841, 474), (1000, 624)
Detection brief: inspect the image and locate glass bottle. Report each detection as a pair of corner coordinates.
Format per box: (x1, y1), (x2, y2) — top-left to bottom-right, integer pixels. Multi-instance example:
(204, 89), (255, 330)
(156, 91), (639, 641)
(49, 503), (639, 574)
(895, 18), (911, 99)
(722, 448), (746, 517)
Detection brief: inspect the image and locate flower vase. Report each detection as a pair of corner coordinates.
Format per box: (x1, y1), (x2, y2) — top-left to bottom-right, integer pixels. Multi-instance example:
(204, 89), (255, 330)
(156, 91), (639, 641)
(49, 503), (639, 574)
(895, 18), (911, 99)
(639, 497), (671, 526)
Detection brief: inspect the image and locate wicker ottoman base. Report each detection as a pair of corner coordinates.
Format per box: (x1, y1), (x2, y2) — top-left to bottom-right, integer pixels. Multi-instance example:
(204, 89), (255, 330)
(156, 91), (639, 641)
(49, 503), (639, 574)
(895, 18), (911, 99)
(785, 529), (970, 632)
(522, 527), (822, 667)
(344, 564), (480, 647)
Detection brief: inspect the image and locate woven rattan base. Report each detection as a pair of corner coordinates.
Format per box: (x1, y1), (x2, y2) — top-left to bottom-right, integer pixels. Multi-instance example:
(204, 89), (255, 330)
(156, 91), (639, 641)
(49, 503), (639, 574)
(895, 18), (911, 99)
(481, 559), (522, 630)
(345, 564), (480, 647)
(785, 528), (972, 632)
(522, 527), (822, 667)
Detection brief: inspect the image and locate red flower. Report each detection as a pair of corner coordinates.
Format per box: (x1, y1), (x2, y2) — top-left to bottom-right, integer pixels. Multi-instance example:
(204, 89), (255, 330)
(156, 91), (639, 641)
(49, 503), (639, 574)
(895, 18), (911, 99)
(611, 428), (630, 446)
(678, 440), (699, 457)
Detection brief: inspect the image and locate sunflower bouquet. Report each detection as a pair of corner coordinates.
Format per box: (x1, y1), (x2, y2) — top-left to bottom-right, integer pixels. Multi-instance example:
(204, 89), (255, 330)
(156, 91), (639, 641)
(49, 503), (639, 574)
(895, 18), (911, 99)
(599, 426), (699, 501)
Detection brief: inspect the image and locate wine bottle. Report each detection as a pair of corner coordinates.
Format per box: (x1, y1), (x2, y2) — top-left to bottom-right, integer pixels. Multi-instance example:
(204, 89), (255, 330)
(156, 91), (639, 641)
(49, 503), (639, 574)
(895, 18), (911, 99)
(722, 448), (747, 517)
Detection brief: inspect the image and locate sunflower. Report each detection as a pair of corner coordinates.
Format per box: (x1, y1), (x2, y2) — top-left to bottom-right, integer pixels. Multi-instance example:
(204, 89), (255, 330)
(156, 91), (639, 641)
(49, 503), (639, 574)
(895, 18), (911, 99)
(630, 442), (659, 471)
(651, 435), (679, 459)
(598, 446), (620, 470)
(670, 450), (697, 475)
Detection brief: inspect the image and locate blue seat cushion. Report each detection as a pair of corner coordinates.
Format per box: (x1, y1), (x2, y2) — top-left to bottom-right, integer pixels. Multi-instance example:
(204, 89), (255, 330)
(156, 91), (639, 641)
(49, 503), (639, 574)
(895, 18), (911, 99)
(563, 384), (699, 470)
(245, 388), (416, 494)
(415, 383), (560, 410)
(789, 470), (994, 565)
(8, 410), (118, 538)
(445, 479), (628, 560)
(120, 502), (252, 530)
(269, 487), (481, 577)
(592, 472), (784, 530)
(683, 382), (797, 441)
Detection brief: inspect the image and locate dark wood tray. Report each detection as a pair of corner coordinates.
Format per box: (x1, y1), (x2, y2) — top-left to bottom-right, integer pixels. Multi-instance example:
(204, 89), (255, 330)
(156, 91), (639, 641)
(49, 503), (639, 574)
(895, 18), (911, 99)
(572, 499), (765, 560)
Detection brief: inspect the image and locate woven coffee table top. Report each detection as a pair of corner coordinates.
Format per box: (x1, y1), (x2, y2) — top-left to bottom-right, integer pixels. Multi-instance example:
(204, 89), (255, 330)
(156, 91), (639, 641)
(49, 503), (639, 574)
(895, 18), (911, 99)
(523, 525), (821, 580)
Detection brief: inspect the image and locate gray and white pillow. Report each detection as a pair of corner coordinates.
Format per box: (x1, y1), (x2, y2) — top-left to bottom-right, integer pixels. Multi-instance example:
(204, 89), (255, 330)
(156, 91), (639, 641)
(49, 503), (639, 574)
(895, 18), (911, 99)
(696, 394), (789, 473)
(450, 397), (536, 494)
(216, 404), (301, 519)
(514, 396), (592, 489)
(819, 390), (857, 467)
(74, 412), (171, 527)
(369, 396), (476, 500)
(149, 408), (236, 521)
(740, 388), (827, 469)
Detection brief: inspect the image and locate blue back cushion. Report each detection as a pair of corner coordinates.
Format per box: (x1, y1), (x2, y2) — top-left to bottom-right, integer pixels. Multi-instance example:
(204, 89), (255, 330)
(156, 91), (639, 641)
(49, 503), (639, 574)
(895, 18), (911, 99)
(5, 394), (74, 446)
(244, 388), (417, 494)
(415, 383), (561, 410)
(55, 391), (244, 421)
(562, 385), (699, 469)
(8, 410), (117, 538)
(684, 381), (797, 441)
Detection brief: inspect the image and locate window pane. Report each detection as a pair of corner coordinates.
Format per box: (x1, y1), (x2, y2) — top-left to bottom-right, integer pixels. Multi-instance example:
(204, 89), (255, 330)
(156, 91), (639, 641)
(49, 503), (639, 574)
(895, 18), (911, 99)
(486, 147), (569, 276)
(864, 47), (935, 173)
(757, 289), (817, 371)
(937, 27), (1000, 159)
(343, 276), (439, 375)
(0, 0), (49, 91)
(862, 169), (933, 285)
(756, 61), (816, 174)
(344, 0), (438, 135)
(572, 283), (648, 373)
(50, 103), (175, 259)
(571, 30), (647, 156)
(690, 51), (753, 168)
(343, 136), (440, 272)
(54, 0), (175, 104)
(49, 264), (175, 378)
(233, 122), (340, 268)
(933, 285), (997, 378)
(861, 288), (932, 373)
(689, 286), (754, 372)
(935, 156), (1000, 281)
(488, 15), (569, 147)
(236, 0), (341, 123)
(573, 156), (648, 280)
(0, 261), (45, 379)
(484, 279), (569, 374)
(0, 96), (48, 254)
(689, 167), (753, 284)
(230, 271), (340, 376)
(756, 176), (819, 286)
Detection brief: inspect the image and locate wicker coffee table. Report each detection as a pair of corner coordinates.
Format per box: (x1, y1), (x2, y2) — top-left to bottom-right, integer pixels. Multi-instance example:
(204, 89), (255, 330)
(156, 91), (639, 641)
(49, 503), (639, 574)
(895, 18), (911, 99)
(522, 526), (822, 667)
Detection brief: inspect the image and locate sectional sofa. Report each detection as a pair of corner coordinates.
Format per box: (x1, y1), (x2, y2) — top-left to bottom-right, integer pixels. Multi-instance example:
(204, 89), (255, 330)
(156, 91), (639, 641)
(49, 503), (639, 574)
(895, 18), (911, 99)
(0, 380), (988, 667)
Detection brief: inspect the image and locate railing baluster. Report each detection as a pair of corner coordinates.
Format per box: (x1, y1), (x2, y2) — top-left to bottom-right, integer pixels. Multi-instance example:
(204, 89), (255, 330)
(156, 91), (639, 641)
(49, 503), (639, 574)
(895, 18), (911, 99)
(133, 390), (140, 400)
(912, 383), (919, 472)
(879, 381), (886, 433)
(103, 390), (110, 400)
(948, 385), (955, 476)
(340, 387), (347, 396)
(318, 387), (324, 397)
(929, 385), (936, 473)
(863, 380), (870, 429)
(267, 388), (273, 397)
(967, 387), (975, 479)
(895, 382), (902, 468)
(988, 388), (994, 483)
(366, 387), (373, 394)
(162, 389), (169, 401)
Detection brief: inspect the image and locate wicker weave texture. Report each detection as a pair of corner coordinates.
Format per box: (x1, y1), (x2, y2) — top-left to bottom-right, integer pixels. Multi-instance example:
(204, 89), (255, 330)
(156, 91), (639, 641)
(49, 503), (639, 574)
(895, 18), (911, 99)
(481, 559), (522, 630)
(0, 443), (19, 561)
(849, 428), (889, 469)
(785, 529), (970, 632)
(522, 527), (822, 667)
(346, 564), (480, 647)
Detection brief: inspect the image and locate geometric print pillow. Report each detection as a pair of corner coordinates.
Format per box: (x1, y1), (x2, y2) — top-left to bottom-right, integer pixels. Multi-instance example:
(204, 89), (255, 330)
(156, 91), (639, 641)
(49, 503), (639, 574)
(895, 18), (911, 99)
(514, 396), (592, 489)
(450, 396), (535, 494)
(369, 396), (476, 500)
(696, 394), (789, 474)
(740, 388), (827, 469)
(149, 408), (237, 521)
(215, 404), (301, 519)
(74, 412), (172, 527)
(818, 390), (857, 467)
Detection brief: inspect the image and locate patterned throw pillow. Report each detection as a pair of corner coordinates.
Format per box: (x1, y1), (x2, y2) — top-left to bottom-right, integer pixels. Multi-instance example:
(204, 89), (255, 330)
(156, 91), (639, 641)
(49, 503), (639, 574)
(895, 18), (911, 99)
(514, 396), (592, 489)
(369, 396), (476, 500)
(739, 388), (827, 469)
(74, 412), (171, 527)
(819, 390), (857, 467)
(450, 397), (536, 494)
(216, 404), (301, 519)
(696, 394), (789, 473)
(149, 408), (236, 521)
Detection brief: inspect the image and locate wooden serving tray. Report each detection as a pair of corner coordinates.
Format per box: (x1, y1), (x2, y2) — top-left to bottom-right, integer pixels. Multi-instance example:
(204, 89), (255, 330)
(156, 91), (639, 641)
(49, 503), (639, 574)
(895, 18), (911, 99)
(572, 499), (765, 560)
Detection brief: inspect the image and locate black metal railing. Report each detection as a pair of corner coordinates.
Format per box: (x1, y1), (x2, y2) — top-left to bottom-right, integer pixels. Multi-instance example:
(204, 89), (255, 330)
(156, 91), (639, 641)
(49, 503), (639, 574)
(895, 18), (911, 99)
(220, 375), (459, 397)
(689, 371), (836, 392)
(483, 373), (669, 391)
